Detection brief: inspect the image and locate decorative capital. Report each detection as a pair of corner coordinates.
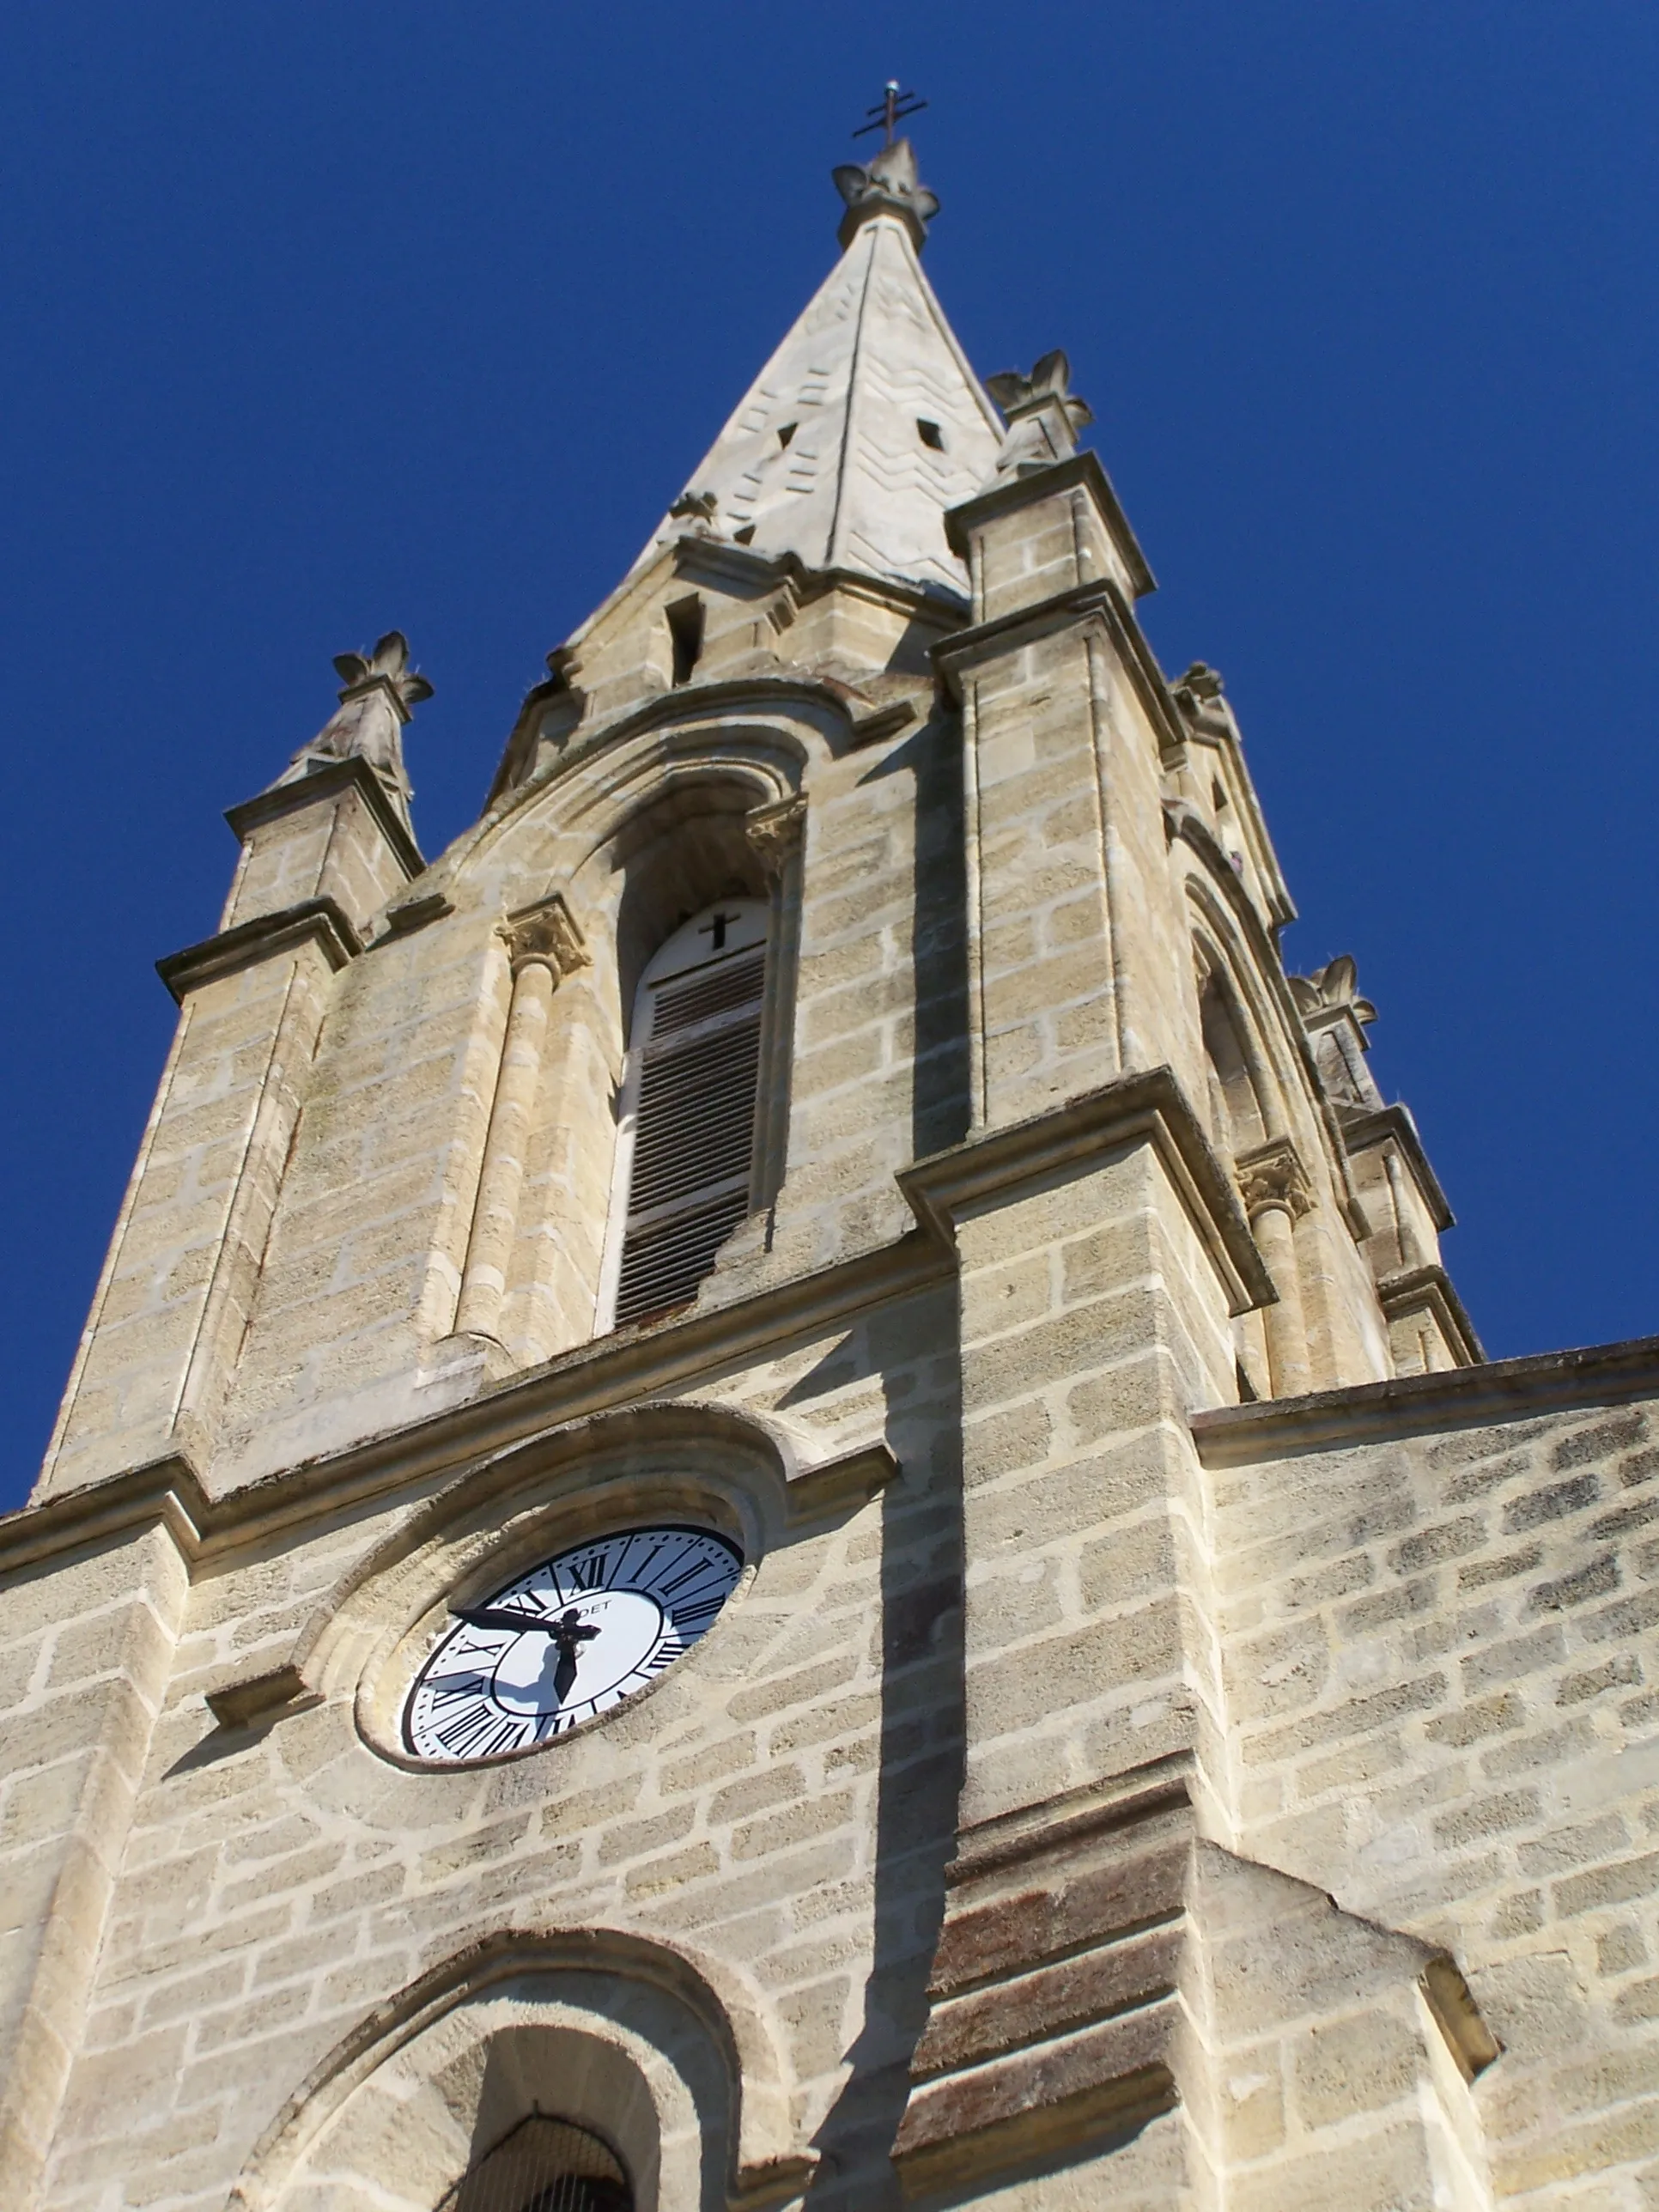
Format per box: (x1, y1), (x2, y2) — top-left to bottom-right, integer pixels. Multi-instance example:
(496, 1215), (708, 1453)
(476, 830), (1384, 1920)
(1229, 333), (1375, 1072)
(1288, 954), (1376, 1028)
(275, 629), (432, 831)
(832, 137), (939, 252)
(1236, 1136), (1315, 1222)
(985, 351), (1094, 480)
(744, 795), (807, 881)
(499, 892), (586, 979)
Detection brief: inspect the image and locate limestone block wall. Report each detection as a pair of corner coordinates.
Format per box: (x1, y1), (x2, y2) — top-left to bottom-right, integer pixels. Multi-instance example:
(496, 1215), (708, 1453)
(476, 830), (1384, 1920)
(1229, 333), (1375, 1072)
(213, 906), (509, 1485)
(770, 710), (966, 1268)
(1197, 1368), (1659, 2208)
(40, 938), (342, 1498)
(948, 1139), (1241, 1832)
(210, 684), (974, 1489)
(32, 1288), (964, 2212)
(0, 1522), (188, 2205)
(221, 769), (416, 944)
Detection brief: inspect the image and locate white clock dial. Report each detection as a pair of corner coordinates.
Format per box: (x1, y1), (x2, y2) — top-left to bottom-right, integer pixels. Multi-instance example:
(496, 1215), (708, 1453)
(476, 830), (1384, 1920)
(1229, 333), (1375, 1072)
(403, 1524), (743, 1764)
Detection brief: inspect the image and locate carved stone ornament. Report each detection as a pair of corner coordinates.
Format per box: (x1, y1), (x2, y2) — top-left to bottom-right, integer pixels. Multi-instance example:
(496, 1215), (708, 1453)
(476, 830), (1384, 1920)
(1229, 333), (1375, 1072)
(744, 795), (807, 880)
(1172, 660), (1225, 716)
(1288, 953), (1376, 1027)
(985, 349), (1095, 480)
(275, 630), (433, 828)
(1235, 1135), (1315, 1221)
(499, 892), (586, 979)
(831, 136), (939, 252)
(667, 488), (720, 535)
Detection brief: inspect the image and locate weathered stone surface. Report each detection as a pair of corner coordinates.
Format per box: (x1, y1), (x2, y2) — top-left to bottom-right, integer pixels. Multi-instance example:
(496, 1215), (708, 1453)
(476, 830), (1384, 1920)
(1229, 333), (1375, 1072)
(7, 124), (1648, 2212)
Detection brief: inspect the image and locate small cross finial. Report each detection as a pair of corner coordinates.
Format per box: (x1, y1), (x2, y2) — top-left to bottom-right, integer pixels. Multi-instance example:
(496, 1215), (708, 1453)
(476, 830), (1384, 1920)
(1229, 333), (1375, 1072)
(854, 80), (927, 147)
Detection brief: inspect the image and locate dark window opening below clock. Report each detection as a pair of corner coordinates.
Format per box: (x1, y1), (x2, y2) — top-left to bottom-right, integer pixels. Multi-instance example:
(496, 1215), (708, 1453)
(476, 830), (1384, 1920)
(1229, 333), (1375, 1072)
(445, 2112), (632, 2212)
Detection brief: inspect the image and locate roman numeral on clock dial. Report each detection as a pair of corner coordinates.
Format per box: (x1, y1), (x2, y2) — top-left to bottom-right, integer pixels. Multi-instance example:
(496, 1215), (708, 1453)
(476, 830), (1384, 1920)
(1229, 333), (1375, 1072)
(402, 1524), (743, 1765)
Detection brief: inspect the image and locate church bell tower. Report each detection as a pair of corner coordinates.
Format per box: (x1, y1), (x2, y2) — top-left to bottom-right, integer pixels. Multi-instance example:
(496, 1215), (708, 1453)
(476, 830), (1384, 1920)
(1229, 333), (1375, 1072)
(6, 113), (1659, 2212)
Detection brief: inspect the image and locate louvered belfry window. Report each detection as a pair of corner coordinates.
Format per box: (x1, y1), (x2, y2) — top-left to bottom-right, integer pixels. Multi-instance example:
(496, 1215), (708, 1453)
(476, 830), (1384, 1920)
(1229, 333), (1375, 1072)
(605, 899), (769, 1328)
(444, 2112), (632, 2212)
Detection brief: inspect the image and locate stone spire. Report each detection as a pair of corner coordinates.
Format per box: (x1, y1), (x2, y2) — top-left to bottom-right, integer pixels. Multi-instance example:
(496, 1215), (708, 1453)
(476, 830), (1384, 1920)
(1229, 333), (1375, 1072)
(274, 630), (432, 831)
(635, 142), (1003, 599)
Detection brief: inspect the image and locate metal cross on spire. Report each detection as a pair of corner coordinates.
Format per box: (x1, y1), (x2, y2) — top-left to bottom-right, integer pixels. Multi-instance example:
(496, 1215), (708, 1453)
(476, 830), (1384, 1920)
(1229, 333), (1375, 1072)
(854, 80), (927, 145)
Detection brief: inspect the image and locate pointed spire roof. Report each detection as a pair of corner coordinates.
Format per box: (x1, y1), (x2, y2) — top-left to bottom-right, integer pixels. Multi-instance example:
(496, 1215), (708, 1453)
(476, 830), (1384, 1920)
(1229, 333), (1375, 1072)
(637, 142), (1004, 600)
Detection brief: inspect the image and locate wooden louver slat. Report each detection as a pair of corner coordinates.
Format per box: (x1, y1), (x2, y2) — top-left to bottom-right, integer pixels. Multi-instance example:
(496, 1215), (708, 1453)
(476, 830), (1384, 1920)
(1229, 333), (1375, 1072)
(613, 941), (766, 1326)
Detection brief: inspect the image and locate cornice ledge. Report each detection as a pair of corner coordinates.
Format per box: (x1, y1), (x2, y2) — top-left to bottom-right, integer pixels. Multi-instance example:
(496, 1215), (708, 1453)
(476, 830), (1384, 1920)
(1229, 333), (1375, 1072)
(5, 1246), (940, 1576)
(934, 578), (1188, 760)
(942, 448), (1157, 600)
(0, 1451), (207, 1578)
(1340, 1102), (1455, 1231)
(226, 753), (423, 881)
(933, 576), (1115, 684)
(898, 1066), (1273, 1317)
(945, 1753), (1194, 1888)
(1377, 1262), (1485, 1366)
(143, 1231), (951, 1558)
(848, 698), (920, 750)
(798, 563), (968, 624)
(784, 1441), (899, 1528)
(157, 896), (363, 1004)
(1189, 1330), (1659, 1467)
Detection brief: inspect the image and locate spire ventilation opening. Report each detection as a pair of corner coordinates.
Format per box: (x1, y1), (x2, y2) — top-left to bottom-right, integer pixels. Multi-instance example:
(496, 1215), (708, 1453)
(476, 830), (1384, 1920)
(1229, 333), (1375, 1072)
(666, 595), (704, 686)
(916, 418), (945, 450)
(777, 422), (798, 448)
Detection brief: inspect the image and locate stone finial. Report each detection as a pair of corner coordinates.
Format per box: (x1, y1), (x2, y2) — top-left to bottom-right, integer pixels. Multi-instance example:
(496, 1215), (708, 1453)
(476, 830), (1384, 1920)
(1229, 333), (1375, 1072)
(1290, 956), (1380, 1110)
(276, 631), (433, 829)
(832, 137), (939, 252)
(985, 351), (1094, 480)
(1288, 955), (1376, 1028)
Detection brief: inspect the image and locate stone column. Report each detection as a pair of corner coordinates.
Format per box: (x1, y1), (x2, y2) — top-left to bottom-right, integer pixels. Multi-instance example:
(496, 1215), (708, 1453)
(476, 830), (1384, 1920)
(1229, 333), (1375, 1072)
(1237, 1137), (1315, 1399)
(744, 794), (807, 1212)
(453, 895), (585, 1344)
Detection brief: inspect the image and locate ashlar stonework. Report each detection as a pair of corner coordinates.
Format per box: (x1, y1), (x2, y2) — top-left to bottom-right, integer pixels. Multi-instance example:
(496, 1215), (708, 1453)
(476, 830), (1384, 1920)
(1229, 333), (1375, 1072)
(4, 132), (1656, 2212)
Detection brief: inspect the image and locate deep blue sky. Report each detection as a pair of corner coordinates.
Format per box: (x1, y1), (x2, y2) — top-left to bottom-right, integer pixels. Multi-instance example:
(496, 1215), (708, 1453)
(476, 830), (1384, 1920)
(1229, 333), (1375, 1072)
(3, 3), (1656, 1510)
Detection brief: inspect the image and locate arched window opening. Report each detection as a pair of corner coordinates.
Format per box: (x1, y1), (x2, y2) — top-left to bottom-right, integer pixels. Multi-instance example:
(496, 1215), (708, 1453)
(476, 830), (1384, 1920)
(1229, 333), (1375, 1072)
(599, 897), (769, 1328)
(446, 2113), (632, 2212)
(1199, 967), (1268, 1162)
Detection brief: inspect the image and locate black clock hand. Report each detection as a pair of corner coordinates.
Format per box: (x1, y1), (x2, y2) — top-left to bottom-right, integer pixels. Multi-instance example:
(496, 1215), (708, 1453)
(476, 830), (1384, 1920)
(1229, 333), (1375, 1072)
(453, 1603), (557, 1636)
(548, 1608), (601, 1703)
(454, 1604), (601, 1706)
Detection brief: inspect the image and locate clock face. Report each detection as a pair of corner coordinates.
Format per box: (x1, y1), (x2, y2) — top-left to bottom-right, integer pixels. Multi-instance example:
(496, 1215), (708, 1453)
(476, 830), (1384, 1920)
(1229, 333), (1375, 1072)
(402, 1525), (743, 1764)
